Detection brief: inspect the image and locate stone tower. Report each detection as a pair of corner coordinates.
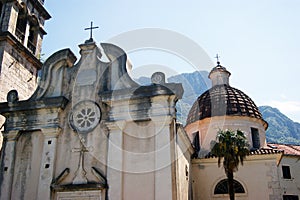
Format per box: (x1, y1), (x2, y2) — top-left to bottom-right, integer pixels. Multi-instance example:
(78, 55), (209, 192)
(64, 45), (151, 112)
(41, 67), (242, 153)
(0, 0), (51, 130)
(0, 0), (50, 101)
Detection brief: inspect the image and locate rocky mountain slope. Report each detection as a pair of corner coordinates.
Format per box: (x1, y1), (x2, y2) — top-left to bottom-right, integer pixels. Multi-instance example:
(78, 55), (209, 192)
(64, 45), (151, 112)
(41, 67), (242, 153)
(259, 106), (300, 145)
(135, 71), (211, 123)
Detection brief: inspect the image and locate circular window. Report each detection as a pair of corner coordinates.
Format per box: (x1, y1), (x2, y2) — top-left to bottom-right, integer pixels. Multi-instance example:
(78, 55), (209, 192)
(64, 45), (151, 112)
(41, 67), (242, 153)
(69, 101), (101, 133)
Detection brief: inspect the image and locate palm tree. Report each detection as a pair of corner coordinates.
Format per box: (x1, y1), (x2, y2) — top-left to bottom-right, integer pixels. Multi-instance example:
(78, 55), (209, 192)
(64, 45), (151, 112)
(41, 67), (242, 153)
(211, 129), (249, 200)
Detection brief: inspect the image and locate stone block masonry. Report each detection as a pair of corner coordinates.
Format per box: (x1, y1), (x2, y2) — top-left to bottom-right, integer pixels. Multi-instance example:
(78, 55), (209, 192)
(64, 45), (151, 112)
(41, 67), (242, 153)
(0, 41), (39, 148)
(0, 40), (38, 100)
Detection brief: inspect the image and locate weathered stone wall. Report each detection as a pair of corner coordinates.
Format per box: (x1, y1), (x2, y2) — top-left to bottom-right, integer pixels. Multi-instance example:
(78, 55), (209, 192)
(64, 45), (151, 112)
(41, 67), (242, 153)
(0, 41), (38, 149)
(0, 46), (38, 102)
(0, 2), (18, 33)
(11, 130), (44, 200)
(26, 0), (47, 57)
(0, 1), (47, 57)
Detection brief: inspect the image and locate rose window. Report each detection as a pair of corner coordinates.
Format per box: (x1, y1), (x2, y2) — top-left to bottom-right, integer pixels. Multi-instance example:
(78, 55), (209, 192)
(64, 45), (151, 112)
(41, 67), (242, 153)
(69, 101), (101, 133)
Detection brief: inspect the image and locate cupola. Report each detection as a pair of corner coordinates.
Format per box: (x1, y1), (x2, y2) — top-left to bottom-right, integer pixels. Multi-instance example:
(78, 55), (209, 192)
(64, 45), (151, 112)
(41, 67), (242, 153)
(208, 60), (231, 86)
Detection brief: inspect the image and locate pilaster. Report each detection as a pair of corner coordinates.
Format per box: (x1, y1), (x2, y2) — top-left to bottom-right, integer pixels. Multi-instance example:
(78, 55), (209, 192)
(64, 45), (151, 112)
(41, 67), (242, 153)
(106, 121), (124, 200)
(0, 130), (19, 200)
(153, 117), (174, 200)
(36, 31), (43, 56)
(23, 21), (30, 48)
(36, 127), (62, 200)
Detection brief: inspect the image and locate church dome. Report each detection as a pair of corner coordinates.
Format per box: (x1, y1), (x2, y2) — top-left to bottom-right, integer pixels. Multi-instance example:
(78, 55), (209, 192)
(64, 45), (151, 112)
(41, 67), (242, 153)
(186, 84), (264, 125)
(186, 61), (267, 127)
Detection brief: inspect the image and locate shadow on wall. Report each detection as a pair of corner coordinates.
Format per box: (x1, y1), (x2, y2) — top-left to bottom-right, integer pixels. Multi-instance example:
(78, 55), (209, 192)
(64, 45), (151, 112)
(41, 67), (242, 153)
(0, 115), (4, 150)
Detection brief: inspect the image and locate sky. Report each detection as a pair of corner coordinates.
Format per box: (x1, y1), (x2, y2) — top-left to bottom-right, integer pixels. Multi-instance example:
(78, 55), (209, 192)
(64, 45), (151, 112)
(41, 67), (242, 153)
(43, 0), (300, 123)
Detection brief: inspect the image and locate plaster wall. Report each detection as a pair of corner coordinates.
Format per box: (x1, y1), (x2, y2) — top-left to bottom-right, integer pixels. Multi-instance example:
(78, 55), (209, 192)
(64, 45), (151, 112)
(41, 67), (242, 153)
(192, 155), (281, 200)
(175, 126), (192, 200)
(278, 156), (300, 198)
(185, 116), (267, 156)
(122, 121), (156, 200)
(119, 118), (175, 200)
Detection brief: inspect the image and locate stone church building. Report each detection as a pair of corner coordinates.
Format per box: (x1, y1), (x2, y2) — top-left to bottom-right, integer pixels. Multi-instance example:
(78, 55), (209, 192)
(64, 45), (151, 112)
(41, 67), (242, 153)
(0, 1), (299, 200)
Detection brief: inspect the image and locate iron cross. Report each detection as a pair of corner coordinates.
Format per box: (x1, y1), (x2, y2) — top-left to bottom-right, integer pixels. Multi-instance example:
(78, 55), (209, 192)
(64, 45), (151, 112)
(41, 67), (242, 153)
(215, 54), (220, 62)
(215, 54), (220, 64)
(84, 21), (99, 39)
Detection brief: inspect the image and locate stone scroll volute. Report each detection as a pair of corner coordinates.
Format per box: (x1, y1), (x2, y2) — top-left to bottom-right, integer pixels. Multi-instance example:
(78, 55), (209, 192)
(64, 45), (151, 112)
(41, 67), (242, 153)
(30, 49), (77, 100)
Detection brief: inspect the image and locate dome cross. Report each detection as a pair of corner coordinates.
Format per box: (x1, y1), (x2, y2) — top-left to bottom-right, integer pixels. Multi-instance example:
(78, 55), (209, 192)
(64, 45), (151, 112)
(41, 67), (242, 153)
(215, 54), (221, 65)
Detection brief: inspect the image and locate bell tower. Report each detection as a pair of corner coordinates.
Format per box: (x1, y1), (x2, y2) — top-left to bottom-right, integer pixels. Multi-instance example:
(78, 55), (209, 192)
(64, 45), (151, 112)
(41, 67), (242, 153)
(0, 0), (51, 102)
(0, 0), (50, 131)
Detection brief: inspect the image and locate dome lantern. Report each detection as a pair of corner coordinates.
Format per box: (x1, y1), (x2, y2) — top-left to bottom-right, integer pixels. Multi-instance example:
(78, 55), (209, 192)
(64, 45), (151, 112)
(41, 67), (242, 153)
(208, 61), (231, 87)
(186, 56), (267, 129)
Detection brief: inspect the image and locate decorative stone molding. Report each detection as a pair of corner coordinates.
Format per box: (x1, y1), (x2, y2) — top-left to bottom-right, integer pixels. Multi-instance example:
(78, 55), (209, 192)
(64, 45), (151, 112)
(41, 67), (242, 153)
(2, 129), (19, 141)
(31, 49), (76, 99)
(151, 72), (166, 85)
(41, 127), (62, 138)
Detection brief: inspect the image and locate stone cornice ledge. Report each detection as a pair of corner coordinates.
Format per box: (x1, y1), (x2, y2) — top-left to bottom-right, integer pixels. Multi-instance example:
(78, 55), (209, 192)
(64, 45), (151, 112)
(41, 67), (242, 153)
(0, 96), (69, 114)
(99, 83), (183, 102)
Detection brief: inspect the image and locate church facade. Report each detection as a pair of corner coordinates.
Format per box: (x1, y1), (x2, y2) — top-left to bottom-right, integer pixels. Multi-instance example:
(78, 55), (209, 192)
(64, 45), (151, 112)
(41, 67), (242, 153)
(0, 39), (192, 200)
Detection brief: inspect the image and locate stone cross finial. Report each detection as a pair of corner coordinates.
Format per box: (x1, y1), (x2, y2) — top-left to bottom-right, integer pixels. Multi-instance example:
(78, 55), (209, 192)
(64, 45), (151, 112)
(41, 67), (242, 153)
(84, 21), (99, 40)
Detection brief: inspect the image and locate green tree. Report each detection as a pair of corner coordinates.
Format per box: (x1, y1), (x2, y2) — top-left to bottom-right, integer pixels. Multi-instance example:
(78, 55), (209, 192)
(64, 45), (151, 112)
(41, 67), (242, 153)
(211, 129), (249, 200)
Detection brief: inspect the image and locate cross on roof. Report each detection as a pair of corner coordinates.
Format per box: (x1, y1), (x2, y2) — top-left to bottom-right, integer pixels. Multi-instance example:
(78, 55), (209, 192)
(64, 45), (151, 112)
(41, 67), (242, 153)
(84, 21), (99, 40)
(215, 54), (220, 65)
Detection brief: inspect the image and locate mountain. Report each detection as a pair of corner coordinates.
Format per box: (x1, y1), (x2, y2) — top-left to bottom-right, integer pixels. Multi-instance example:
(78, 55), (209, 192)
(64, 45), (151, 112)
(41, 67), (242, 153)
(259, 106), (300, 145)
(168, 71), (211, 123)
(135, 71), (300, 145)
(135, 71), (211, 123)
(135, 71), (211, 100)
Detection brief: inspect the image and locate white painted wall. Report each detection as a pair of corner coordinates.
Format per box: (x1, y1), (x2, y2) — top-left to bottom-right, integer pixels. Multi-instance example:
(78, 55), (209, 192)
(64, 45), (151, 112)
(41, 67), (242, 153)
(192, 154), (282, 200)
(185, 116), (267, 157)
(278, 156), (300, 198)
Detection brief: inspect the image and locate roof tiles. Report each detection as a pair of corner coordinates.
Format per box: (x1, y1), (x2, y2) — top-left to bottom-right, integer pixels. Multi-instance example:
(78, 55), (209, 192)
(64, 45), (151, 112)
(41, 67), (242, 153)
(268, 143), (300, 156)
(186, 84), (265, 125)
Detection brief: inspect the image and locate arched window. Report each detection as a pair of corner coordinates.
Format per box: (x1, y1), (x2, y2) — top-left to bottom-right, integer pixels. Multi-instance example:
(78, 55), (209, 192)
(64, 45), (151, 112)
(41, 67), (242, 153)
(15, 4), (27, 43)
(27, 27), (37, 53)
(27, 15), (39, 54)
(214, 179), (245, 194)
(192, 132), (200, 152)
(251, 127), (260, 149)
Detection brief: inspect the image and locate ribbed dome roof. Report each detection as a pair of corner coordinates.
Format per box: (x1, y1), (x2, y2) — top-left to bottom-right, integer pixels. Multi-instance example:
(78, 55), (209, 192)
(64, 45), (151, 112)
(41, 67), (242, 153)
(186, 84), (265, 125)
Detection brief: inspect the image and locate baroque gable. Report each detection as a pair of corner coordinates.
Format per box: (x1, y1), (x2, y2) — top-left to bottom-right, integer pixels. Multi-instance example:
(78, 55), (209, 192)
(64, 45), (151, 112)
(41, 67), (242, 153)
(0, 40), (185, 200)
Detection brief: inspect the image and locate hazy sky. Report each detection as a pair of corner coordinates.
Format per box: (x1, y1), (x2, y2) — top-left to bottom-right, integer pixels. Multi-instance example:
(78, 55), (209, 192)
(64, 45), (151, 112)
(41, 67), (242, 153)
(43, 0), (300, 122)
